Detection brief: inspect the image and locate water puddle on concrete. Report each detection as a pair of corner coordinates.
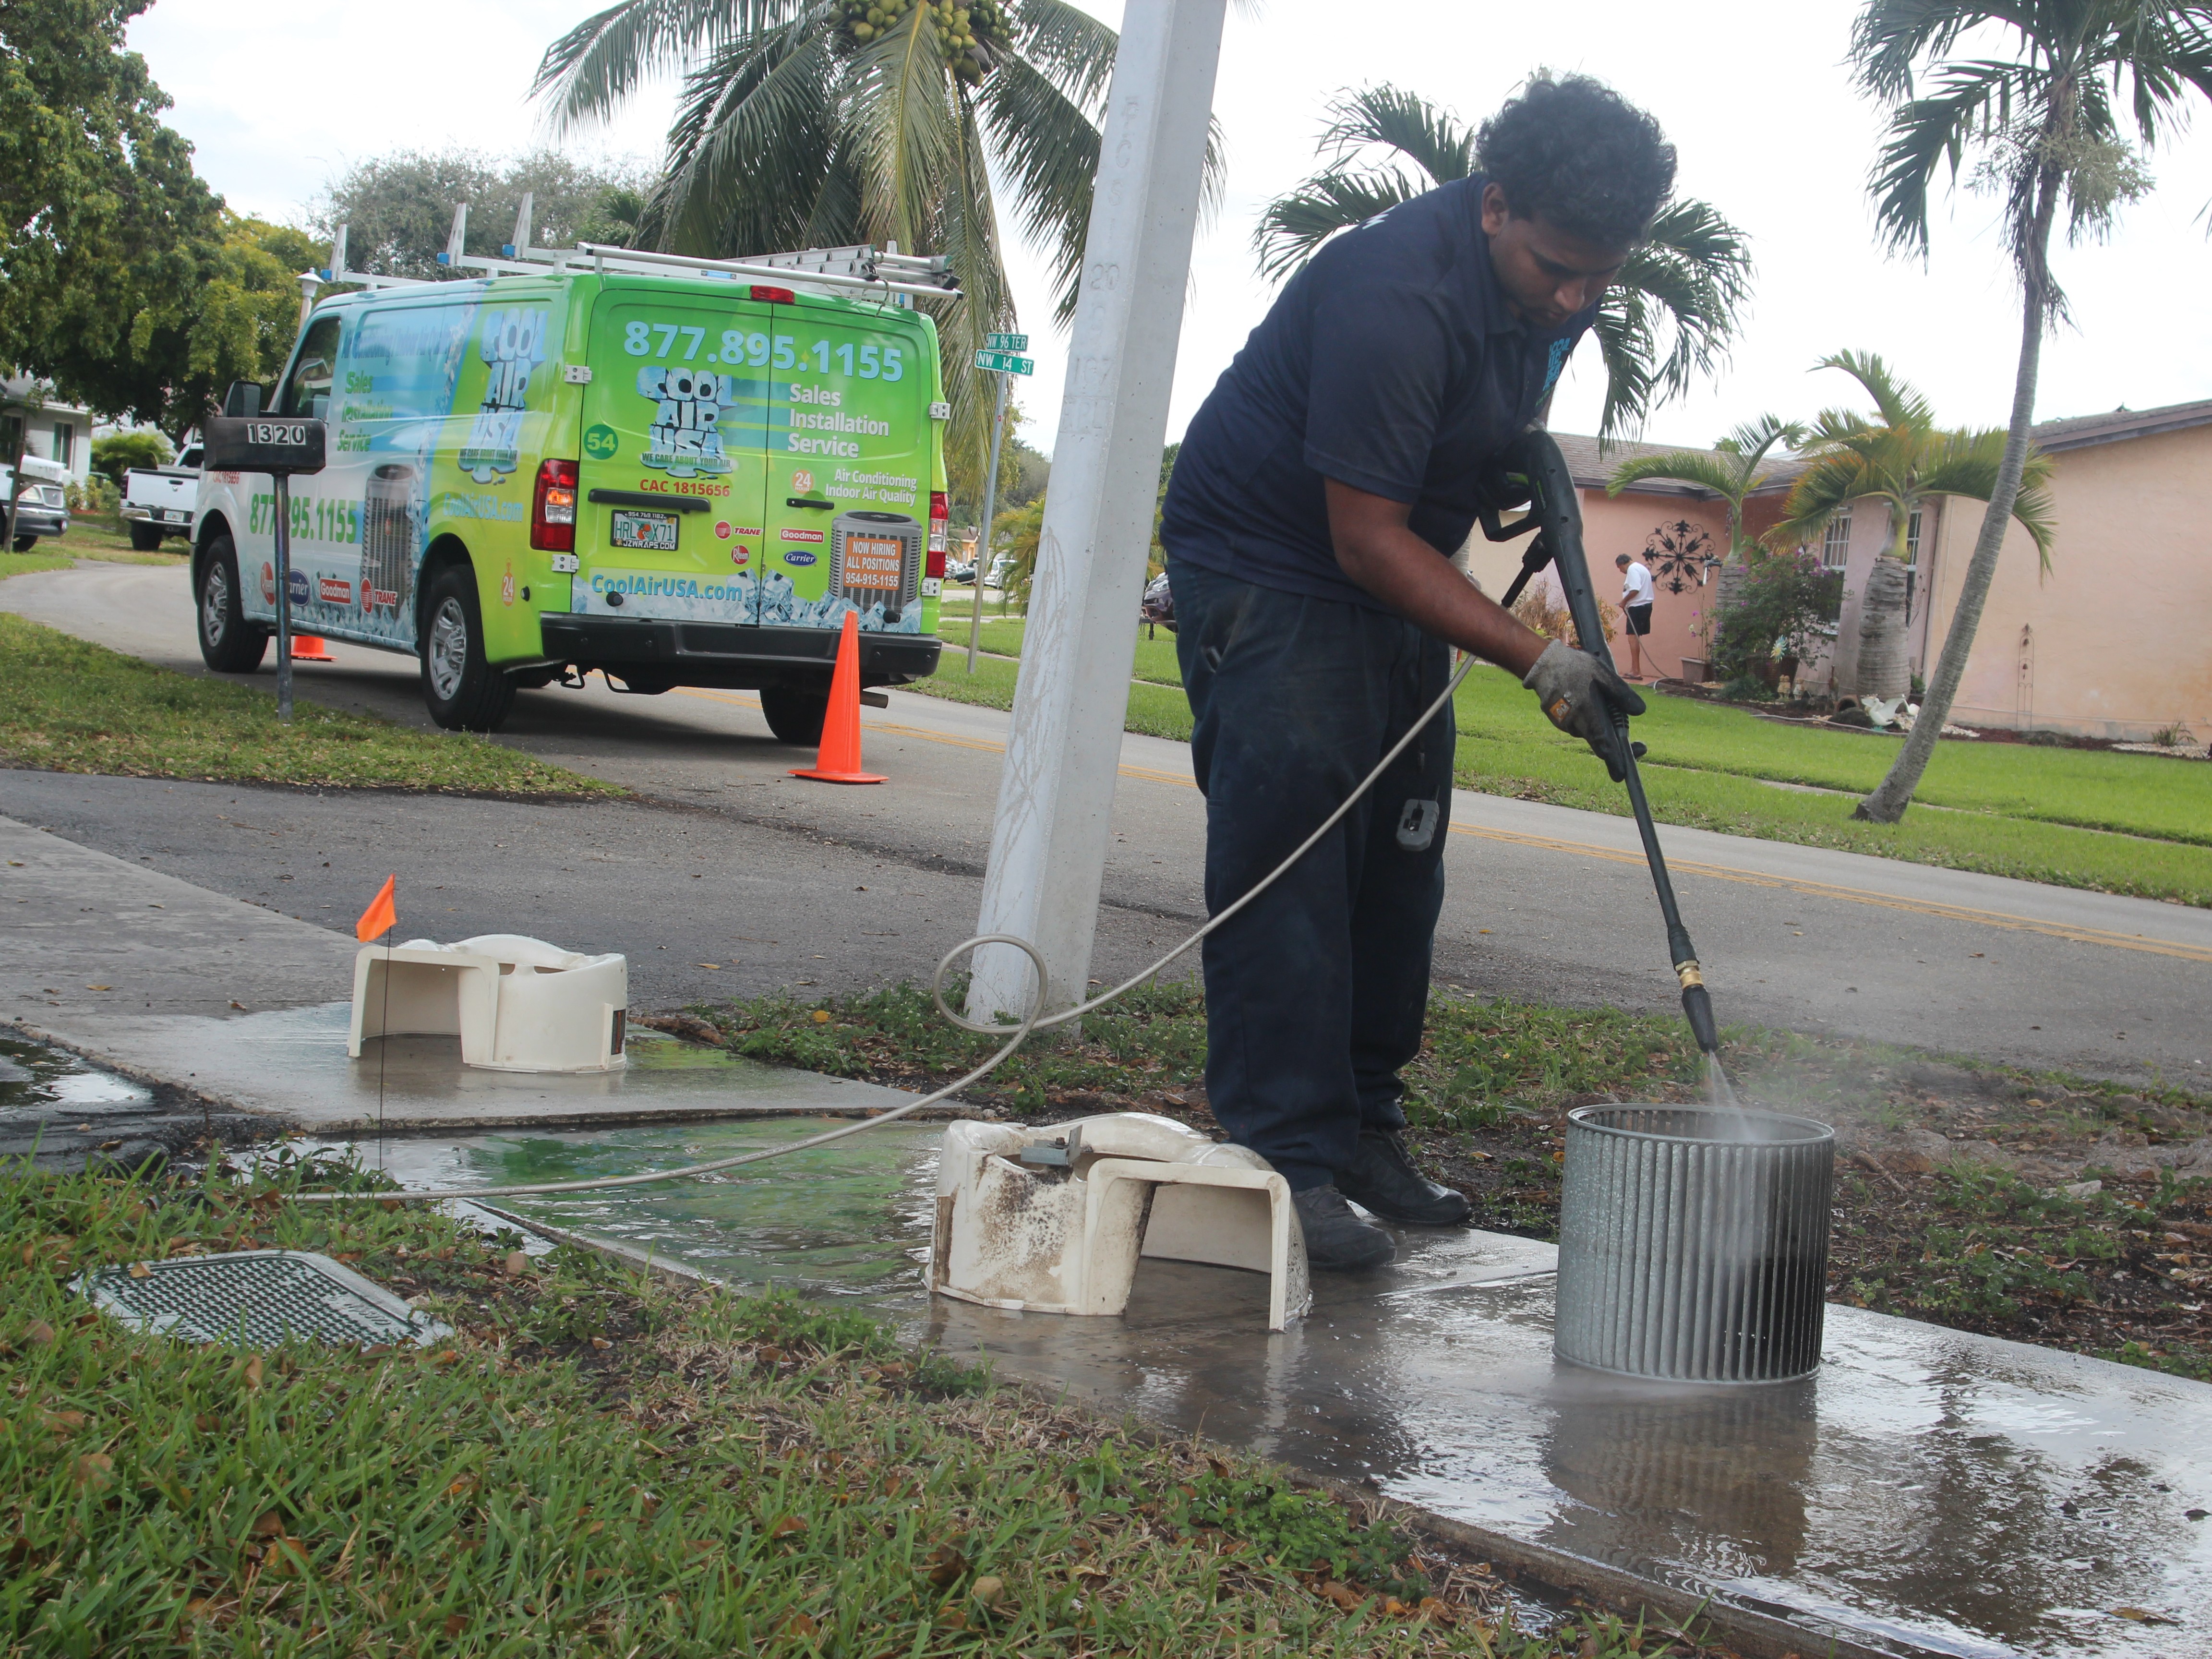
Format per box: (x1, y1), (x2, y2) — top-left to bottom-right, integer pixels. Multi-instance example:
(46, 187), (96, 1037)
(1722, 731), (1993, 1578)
(326, 1118), (940, 1299)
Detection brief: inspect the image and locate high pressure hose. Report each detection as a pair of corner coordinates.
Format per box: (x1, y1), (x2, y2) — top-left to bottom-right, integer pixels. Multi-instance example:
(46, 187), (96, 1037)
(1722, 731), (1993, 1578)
(292, 653), (1480, 1203)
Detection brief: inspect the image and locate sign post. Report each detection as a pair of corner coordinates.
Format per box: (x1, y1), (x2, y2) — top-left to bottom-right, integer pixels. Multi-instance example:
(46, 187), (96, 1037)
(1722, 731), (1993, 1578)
(967, 338), (1033, 674)
(203, 394), (328, 724)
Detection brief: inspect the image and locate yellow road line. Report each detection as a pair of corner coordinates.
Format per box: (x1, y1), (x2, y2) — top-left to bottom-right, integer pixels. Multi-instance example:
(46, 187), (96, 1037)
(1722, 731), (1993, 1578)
(671, 687), (2209, 965)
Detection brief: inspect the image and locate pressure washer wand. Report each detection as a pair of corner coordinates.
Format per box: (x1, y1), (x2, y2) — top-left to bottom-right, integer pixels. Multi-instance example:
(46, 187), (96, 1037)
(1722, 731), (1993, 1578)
(1498, 431), (1721, 1058)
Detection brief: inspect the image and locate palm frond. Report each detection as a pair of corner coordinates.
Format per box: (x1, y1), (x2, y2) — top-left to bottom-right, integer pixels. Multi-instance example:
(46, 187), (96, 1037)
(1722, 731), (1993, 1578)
(651, 22), (839, 255)
(1589, 289), (1658, 450)
(1721, 411), (1805, 469)
(1316, 84), (1475, 184)
(1606, 450), (1745, 498)
(1251, 169), (1424, 285)
(1765, 449), (1880, 551)
(1913, 426), (2058, 568)
(976, 53), (1103, 326)
(535, 0), (783, 134)
(1865, 58), (2028, 256)
(1008, 0), (1118, 116)
(1813, 349), (1935, 431)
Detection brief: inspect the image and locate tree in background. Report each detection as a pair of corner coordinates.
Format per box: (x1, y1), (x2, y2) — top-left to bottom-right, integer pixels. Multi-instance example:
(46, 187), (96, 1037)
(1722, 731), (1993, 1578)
(91, 431), (173, 486)
(1253, 83), (1753, 443)
(0, 0), (219, 545)
(530, 0), (1191, 502)
(1763, 351), (2053, 704)
(312, 150), (657, 281)
(1847, 1), (2212, 821)
(1605, 413), (1804, 565)
(1707, 551), (1844, 696)
(148, 216), (330, 435)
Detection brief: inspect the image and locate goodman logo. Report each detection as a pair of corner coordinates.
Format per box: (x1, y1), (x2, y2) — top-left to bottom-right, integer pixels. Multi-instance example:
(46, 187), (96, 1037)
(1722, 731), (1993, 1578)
(318, 577), (353, 604)
(780, 527), (825, 543)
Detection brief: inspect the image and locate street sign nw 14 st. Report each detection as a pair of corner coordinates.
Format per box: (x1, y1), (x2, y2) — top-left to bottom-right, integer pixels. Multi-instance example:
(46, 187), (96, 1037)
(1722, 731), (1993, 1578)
(984, 332), (1029, 352)
(974, 349), (1034, 375)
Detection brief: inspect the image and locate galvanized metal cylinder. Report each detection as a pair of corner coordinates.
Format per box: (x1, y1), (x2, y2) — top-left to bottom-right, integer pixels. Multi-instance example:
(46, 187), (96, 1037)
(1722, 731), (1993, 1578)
(1554, 1105), (1834, 1383)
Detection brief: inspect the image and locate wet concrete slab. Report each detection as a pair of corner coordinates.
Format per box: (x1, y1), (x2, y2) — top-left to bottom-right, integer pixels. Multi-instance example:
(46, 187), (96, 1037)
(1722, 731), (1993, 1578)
(369, 1120), (2212, 1659)
(85, 1001), (916, 1132)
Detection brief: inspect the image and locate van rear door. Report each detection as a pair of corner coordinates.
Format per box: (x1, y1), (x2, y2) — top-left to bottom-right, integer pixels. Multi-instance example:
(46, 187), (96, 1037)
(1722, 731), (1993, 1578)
(575, 284), (775, 625)
(759, 301), (933, 637)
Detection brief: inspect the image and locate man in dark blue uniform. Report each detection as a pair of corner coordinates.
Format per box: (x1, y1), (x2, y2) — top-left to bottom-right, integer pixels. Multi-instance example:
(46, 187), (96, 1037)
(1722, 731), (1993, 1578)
(1160, 74), (1674, 1268)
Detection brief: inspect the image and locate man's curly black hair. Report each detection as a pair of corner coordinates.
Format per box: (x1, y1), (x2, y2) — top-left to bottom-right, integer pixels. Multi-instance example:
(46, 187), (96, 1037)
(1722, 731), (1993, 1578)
(1477, 73), (1675, 247)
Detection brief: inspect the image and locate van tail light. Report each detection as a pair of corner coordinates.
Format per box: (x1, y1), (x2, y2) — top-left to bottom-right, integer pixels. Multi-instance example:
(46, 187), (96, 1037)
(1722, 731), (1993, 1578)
(750, 285), (796, 304)
(532, 459), (578, 552)
(926, 490), (949, 576)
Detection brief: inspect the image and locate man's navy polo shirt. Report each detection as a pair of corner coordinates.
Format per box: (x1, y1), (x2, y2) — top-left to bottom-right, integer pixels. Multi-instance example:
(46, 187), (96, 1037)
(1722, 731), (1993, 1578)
(1161, 174), (1595, 610)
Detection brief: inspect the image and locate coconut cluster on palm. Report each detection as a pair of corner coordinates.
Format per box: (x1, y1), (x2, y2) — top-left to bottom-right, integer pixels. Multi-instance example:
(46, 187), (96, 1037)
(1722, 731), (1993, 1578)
(839, 0), (1009, 84)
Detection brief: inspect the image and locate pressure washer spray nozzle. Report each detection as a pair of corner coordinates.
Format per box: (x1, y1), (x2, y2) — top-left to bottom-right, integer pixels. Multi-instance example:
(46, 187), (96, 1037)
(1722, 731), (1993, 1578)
(1680, 977), (1720, 1058)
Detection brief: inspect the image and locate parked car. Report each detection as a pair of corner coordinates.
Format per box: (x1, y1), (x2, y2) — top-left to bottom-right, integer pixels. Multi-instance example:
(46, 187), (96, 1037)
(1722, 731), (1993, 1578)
(945, 558), (977, 585)
(2, 454), (71, 551)
(982, 553), (1013, 589)
(1140, 568), (1175, 636)
(120, 443), (202, 549)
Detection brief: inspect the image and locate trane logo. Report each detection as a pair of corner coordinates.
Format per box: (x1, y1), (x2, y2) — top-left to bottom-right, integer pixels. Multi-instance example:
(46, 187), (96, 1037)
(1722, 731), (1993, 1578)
(780, 528), (826, 543)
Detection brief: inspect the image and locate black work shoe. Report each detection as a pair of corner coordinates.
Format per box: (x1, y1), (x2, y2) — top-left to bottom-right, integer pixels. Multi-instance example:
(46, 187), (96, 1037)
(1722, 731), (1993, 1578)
(1338, 1129), (1472, 1227)
(1291, 1186), (1396, 1270)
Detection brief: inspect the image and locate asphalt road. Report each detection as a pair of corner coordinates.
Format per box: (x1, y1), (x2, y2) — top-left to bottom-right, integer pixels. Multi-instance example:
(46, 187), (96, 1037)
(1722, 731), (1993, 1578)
(6, 560), (2209, 1087)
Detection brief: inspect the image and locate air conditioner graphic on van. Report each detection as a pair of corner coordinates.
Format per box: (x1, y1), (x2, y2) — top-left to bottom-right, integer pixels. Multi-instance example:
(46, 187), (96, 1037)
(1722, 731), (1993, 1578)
(636, 366), (735, 479)
(458, 308), (548, 484)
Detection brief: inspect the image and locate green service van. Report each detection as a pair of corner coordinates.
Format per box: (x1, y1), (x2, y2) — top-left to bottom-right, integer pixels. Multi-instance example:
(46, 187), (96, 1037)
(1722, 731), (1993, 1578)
(192, 238), (954, 742)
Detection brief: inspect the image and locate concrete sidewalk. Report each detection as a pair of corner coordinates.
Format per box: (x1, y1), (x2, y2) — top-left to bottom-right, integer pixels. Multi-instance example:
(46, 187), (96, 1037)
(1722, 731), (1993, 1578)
(0, 812), (914, 1131)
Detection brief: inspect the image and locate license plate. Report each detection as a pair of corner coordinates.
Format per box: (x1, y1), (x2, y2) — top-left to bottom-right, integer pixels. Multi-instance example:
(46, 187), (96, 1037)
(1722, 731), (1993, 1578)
(610, 509), (678, 552)
(161, 509), (187, 522)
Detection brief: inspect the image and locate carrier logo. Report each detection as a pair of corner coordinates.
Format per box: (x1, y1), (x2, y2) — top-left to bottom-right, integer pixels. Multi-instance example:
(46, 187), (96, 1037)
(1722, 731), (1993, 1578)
(318, 576), (354, 604)
(287, 569), (311, 606)
(780, 528), (825, 543)
(782, 550), (817, 567)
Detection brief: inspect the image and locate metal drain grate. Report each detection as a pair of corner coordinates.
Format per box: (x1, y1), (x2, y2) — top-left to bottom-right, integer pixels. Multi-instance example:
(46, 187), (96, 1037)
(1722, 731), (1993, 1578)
(74, 1250), (451, 1348)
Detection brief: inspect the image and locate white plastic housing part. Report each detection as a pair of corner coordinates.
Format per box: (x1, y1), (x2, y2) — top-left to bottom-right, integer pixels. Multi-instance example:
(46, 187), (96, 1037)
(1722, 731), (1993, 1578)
(348, 934), (627, 1073)
(930, 1111), (1310, 1332)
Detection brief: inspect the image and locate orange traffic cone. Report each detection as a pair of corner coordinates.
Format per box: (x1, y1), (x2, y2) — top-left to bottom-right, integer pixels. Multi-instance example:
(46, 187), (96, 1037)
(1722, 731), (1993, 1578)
(290, 634), (334, 662)
(790, 610), (886, 785)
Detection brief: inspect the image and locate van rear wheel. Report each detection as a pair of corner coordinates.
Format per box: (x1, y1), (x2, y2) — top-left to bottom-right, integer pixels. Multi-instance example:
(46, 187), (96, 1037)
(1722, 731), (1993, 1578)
(420, 565), (515, 733)
(758, 685), (830, 746)
(196, 534), (269, 673)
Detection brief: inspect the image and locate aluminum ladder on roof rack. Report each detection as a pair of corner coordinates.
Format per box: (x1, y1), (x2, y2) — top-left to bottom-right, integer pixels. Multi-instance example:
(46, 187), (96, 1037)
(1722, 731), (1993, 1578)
(306, 198), (962, 308)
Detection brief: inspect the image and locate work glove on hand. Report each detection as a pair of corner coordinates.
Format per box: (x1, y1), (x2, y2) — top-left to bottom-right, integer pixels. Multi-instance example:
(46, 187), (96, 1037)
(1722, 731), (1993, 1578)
(1523, 638), (1648, 782)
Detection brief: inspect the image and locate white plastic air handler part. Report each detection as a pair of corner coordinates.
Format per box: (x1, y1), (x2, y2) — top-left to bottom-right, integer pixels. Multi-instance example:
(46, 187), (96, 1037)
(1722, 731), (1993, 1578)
(349, 934), (628, 1073)
(930, 1112), (1311, 1332)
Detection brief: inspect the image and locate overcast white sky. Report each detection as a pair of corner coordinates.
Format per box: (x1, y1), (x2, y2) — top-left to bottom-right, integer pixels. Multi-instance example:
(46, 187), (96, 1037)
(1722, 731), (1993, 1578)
(132, 0), (2212, 455)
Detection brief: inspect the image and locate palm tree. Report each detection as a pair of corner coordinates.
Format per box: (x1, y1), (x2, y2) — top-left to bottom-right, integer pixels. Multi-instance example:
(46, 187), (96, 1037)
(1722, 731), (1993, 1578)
(532, 0), (1135, 492)
(1605, 413), (1804, 566)
(1846, 1), (2212, 821)
(1763, 351), (2055, 702)
(1254, 84), (1754, 443)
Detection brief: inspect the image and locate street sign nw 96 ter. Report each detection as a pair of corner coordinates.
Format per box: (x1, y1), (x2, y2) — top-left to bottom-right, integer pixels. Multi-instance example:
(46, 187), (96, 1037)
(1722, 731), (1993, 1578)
(973, 349), (1034, 376)
(984, 332), (1029, 352)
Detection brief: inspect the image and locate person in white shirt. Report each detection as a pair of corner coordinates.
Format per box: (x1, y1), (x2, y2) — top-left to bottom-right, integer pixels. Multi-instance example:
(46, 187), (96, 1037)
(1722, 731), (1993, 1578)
(1616, 552), (1656, 679)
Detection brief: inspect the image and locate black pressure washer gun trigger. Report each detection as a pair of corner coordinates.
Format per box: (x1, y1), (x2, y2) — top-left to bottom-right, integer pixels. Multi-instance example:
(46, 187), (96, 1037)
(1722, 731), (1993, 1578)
(1474, 430), (1722, 1059)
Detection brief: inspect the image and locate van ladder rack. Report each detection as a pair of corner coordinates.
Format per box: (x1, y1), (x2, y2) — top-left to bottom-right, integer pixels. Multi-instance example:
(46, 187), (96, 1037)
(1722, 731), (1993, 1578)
(307, 200), (962, 308)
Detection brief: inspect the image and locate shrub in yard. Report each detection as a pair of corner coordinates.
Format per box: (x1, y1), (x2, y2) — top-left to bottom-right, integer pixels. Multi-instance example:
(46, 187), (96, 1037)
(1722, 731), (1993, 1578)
(1710, 550), (1842, 683)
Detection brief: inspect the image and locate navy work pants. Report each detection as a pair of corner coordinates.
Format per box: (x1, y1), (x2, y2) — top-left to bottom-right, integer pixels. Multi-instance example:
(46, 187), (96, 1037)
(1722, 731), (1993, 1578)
(1170, 557), (1455, 1192)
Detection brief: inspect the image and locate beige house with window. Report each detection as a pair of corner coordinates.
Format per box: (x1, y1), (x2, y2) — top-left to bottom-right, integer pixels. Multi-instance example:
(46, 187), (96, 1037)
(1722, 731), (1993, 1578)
(1499, 397), (2212, 742)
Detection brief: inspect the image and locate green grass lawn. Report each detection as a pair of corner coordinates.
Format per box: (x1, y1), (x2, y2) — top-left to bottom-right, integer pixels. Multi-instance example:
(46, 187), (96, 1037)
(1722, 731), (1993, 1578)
(919, 621), (2212, 906)
(0, 613), (619, 795)
(4, 515), (192, 573)
(0, 1158), (1669, 1657)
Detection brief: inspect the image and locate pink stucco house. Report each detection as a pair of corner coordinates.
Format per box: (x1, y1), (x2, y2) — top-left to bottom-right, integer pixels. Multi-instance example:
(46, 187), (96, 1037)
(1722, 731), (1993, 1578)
(1467, 400), (2212, 741)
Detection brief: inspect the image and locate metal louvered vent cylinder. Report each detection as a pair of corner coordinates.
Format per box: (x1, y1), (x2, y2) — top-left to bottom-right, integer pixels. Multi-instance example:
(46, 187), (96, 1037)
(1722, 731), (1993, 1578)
(1554, 1106), (1834, 1383)
(361, 463), (421, 616)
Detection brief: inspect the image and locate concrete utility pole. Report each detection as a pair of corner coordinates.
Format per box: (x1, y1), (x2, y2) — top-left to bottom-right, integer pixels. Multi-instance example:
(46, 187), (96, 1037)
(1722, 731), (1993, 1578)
(965, 0), (1228, 1028)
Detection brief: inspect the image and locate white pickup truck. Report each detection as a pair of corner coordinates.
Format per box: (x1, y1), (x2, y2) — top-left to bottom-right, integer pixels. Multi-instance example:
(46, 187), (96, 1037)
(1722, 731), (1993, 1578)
(120, 444), (202, 550)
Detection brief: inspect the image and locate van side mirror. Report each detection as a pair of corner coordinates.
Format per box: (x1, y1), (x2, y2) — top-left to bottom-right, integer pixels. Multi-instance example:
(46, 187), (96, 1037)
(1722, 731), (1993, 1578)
(223, 382), (265, 418)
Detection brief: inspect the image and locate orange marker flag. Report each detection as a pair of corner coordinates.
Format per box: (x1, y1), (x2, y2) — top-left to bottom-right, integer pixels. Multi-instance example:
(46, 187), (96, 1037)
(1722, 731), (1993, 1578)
(355, 875), (397, 942)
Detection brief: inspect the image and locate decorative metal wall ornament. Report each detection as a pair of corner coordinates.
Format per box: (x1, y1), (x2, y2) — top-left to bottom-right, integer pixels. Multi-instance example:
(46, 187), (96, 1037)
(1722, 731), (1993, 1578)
(1644, 521), (1718, 595)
